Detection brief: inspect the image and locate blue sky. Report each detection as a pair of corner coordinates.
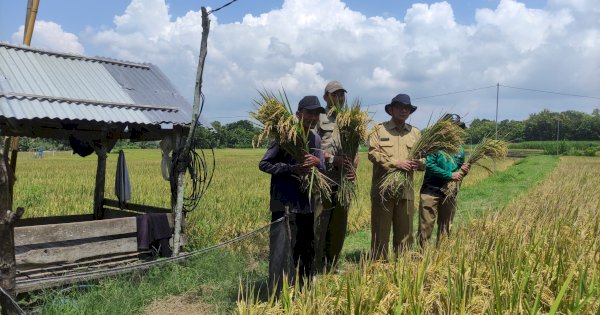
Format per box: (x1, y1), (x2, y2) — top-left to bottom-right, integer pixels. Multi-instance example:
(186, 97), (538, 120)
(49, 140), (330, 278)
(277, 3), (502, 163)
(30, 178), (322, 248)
(1, 0), (598, 127)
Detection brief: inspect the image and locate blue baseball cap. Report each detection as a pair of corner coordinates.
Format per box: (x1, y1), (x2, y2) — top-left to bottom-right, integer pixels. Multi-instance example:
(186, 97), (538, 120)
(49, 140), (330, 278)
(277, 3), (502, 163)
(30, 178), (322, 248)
(297, 95), (325, 113)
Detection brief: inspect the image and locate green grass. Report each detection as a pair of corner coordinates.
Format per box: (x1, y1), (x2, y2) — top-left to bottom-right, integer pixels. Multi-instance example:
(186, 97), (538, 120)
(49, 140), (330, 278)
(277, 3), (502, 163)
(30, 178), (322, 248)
(36, 247), (269, 314)
(456, 155), (558, 220)
(508, 140), (600, 150)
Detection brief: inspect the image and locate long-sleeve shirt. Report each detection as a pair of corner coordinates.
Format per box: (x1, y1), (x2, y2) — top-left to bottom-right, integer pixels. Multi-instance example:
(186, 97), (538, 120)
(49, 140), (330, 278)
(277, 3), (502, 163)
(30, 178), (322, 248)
(368, 120), (422, 200)
(316, 112), (342, 185)
(422, 148), (465, 192)
(259, 130), (325, 213)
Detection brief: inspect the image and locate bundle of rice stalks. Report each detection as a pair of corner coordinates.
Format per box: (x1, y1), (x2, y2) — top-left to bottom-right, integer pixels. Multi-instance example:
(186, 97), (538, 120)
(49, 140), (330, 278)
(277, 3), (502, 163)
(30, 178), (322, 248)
(328, 98), (371, 207)
(251, 90), (333, 200)
(441, 137), (509, 198)
(378, 115), (465, 200)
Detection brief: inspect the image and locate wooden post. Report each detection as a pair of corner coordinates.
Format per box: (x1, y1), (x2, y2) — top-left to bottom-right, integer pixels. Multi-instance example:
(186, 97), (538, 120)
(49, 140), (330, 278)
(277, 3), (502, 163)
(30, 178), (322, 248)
(93, 144), (107, 220)
(0, 155), (24, 315)
(173, 7), (210, 256)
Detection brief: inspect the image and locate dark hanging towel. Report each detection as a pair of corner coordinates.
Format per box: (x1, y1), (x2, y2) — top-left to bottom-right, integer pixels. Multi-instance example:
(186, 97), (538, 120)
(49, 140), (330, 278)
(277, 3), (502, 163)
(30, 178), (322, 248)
(115, 150), (131, 209)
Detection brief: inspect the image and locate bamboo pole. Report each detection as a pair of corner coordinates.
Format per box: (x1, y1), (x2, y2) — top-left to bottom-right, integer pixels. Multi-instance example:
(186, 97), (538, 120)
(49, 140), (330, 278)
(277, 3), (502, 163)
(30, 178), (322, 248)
(172, 7), (210, 256)
(3, 0), (40, 208)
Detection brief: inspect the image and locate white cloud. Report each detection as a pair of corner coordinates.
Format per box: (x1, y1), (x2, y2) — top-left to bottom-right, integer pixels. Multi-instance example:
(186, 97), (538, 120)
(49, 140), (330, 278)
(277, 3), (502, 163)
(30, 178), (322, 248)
(45, 0), (599, 126)
(258, 62), (326, 94)
(11, 21), (84, 54)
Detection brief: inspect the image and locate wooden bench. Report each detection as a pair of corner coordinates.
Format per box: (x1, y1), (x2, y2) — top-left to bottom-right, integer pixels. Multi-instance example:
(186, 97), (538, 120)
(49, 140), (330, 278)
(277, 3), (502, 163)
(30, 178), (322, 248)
(13, 199), (181, 292)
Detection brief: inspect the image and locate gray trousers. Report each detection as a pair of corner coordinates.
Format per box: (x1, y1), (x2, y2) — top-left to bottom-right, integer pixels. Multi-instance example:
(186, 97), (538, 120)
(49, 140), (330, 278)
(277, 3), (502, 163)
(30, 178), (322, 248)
(268, 210), (314, 296)
(314, 190), (349, 272)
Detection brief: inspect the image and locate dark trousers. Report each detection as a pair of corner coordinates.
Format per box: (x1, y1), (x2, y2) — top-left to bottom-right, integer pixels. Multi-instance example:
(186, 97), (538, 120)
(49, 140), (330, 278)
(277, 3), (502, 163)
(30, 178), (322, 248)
(314, 191), (349, 272)
(268, 210), (314, 296)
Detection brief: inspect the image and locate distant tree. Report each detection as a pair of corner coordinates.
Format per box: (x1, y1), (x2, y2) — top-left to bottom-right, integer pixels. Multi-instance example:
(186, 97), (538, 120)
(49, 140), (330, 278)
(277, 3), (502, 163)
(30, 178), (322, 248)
(223, 120), (261, 148)
(465, 119), (496, 144)
(193, 120), (260, 148)
(524, 109), (560, 141)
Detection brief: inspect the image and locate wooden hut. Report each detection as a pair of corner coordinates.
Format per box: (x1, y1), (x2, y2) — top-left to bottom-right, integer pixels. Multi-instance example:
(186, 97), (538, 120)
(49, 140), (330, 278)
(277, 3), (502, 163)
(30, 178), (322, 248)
(0, 42), (192, 292)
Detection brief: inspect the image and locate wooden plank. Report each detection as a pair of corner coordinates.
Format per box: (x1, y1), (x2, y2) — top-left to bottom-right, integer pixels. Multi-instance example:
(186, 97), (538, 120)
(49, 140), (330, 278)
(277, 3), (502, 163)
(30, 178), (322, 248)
(16, 237), (138, 266)
(15, 214), (93, 227)
(103, 198), (171, 214)
(16, 252), (146, 279)
(17, 257), (142, 281)
(15, 217), (138, 246)
(15, 214), (175, 247)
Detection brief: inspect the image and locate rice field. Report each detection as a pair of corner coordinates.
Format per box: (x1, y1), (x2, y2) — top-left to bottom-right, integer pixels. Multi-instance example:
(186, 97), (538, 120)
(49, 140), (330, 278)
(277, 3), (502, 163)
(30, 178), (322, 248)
(15, 149), (599, 314)
(237, 156), (600, 314)
(14, 149), (513, 247)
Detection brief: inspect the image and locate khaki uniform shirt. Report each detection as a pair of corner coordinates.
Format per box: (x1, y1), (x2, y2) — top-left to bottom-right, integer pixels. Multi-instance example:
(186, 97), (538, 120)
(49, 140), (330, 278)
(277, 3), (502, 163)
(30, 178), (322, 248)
(368, 120), (421, 200)
(316, 112), (342, 184)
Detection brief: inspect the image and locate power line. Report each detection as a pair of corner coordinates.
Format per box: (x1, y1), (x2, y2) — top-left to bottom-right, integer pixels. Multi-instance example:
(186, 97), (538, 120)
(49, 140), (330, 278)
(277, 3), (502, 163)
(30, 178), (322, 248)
(364, 85), (497, 108)
(500, 84), (600, 100)
(413, 85), (497, 100)
(199, 83), (599, 120)
(203, 115), (249, 119)
(207, 0), (241, 15)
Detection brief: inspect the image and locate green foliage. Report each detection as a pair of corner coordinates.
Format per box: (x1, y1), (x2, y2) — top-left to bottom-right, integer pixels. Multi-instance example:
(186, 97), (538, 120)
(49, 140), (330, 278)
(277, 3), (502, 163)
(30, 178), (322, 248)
(194, 120), (262, 148)
(466, 119), (525, 144)
(466, 109), (600, 144)
(17, 137), (70, 151)
(507, 141), (600, 156)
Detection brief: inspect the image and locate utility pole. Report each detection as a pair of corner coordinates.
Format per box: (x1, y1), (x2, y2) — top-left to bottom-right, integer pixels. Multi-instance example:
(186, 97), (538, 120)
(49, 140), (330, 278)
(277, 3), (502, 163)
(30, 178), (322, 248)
(173, 7), (210, 256)
(556, 119), (560, 156)
(494, 82), (499, 172)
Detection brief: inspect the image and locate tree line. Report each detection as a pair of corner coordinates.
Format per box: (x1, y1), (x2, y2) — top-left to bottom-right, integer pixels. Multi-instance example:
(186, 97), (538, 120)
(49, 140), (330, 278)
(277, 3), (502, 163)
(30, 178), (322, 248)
(465, 109), (600, 144)
(13, 108), (600, 151)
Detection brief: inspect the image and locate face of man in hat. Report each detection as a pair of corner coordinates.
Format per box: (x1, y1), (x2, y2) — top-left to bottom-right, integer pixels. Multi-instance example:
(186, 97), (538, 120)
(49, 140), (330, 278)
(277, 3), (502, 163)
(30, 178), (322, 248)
(389, 102), (413, 123)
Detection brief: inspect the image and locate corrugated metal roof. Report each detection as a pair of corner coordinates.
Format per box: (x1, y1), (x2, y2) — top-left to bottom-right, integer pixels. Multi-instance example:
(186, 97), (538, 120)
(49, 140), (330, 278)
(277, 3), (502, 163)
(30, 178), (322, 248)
(0, 42), (192, 127)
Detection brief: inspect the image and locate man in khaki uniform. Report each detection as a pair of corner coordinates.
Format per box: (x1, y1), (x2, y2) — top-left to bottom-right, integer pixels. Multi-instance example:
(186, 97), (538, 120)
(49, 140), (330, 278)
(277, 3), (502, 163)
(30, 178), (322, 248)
(314, 80), (356, 272)
(368, 93), (423, 260)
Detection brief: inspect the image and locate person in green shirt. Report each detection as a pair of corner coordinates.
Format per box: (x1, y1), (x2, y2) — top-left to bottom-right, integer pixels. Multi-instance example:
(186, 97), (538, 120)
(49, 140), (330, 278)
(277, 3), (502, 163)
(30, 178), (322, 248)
(417, 114), (470, 247)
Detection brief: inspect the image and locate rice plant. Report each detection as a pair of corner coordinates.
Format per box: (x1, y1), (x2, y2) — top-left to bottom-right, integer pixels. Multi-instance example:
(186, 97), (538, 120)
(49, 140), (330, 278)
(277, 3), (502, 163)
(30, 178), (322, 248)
(441, 136), (509, 198)
(327, 98), (371, 207)
(237, 156), (600, 314)
(378, 114), (465, 200)
(250, 90), (334, 201)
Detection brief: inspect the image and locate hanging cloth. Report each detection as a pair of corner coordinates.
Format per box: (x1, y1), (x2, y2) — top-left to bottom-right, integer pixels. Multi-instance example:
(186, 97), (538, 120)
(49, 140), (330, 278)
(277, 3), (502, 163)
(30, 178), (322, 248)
(115, 150), (131, 209)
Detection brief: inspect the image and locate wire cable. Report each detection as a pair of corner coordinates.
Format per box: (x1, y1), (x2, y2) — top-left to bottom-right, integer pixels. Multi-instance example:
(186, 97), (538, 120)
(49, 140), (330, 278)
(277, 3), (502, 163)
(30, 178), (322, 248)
(17, 216), (285, 288)
(413, 85), (497, 100)
(170, 92), (216, 213)
(207, 0), (240, 15)
(0, 286), (25, 315)
(500, 84), (600, 100)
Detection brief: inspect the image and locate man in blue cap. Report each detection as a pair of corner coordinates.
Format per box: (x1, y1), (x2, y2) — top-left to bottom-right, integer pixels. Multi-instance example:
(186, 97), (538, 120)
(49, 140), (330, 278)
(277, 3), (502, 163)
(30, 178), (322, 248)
(368, 93), (423, 260)
(259, 95), (326, 295)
